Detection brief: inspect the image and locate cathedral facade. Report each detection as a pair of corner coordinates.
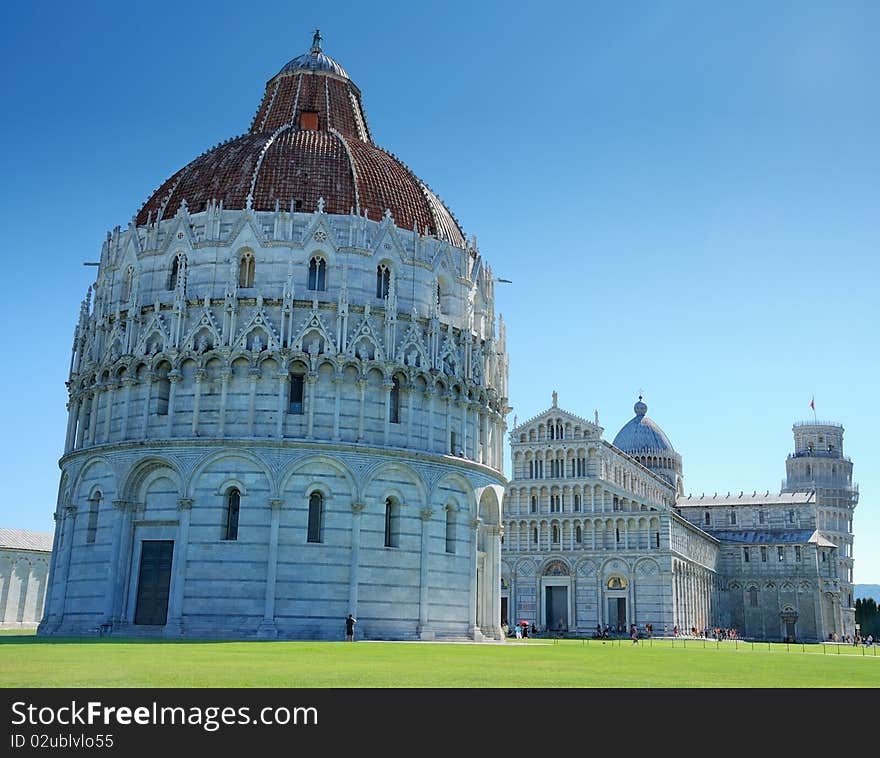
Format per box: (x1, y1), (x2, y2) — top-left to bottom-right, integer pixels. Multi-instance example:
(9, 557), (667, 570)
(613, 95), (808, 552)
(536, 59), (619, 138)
(501, 395), (856, 642)
(39, 34), (507, 641)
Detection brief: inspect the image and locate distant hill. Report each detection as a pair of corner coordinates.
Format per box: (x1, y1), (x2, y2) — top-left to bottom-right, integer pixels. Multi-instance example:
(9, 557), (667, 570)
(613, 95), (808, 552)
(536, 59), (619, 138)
(855, 584), (880, 601)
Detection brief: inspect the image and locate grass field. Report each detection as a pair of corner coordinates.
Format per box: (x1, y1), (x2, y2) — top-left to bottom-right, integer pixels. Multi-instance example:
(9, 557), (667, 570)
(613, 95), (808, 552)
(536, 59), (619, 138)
(1, 634), (877, 687)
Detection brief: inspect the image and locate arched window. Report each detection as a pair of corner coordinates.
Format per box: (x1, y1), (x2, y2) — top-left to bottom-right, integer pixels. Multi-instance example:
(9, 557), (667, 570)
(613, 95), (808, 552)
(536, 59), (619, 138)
(308, 256), (326, 291)
(748, 586), (759, 607)
(224, 488), (240, 541)
(532, 527), (538, 544)
(389, 377), (401, 424)
(307, 491), (323, 543)
(121, 266), (134, 302)
(729, 511), (737, 525)
(376, 264), (391, 299)
(445, 508), (456, 554)
(86, 491), (101, 544)
(239, 252), (255, 288)
(288, 373), (305, 414)
(530, 496), (537, 513)
(704, 511), (710, 525)
(155, 365), (171, 415)
(552, 525), (560, 543)
(384, 497), (399, 548)
(168, 254), (186, 292)
(574, 494), (581, 512)
(576, 526), (582, 543)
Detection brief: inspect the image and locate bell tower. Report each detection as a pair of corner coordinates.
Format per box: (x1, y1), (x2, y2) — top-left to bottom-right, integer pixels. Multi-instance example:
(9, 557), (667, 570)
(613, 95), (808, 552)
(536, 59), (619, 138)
(783, 420), (858, 634)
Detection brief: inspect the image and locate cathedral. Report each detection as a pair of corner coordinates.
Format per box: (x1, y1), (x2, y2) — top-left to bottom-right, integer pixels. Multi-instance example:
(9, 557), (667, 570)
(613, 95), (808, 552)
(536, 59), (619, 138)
(501, 394), (858, 642)
(39, 33), (859, 644)
(39, 32), (507, 641)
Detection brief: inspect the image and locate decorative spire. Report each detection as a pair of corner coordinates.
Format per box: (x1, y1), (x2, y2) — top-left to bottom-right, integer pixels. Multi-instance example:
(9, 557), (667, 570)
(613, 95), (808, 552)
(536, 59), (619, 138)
(634, 395), (647, 416)
(311, 28), (323, 52)
(552, 390), (558, 408)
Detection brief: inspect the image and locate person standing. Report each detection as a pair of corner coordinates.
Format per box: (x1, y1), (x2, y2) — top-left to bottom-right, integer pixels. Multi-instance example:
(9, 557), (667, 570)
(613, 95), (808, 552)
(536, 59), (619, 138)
(345, 614), (357, 642)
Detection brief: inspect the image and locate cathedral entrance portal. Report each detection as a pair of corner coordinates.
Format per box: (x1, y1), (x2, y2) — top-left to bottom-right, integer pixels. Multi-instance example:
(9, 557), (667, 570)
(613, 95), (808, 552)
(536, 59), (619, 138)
(545, 586), (568, 633)
(608, 597), (627, 632)
(781, 607), (798, 642)
(134, 540), (173, 625)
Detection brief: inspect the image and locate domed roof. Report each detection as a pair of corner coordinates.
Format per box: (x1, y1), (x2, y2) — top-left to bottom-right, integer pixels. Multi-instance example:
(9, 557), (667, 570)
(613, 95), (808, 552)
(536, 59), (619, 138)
(135, 32), (466, 247)
(612, 397), (675, 453)
(275, 30), (349, 79)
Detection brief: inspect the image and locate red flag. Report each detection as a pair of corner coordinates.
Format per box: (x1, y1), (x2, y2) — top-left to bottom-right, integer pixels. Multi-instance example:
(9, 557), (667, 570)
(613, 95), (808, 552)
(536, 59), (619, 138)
(810, 397), (815, 411)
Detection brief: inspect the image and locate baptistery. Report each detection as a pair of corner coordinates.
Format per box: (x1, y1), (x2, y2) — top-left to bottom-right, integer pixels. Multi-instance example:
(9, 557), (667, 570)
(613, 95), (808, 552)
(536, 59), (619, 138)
(40, 32), (508, 640)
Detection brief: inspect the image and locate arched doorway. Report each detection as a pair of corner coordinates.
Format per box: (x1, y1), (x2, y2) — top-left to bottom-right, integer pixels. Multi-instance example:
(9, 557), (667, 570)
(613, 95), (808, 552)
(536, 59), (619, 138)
(605, 574), (629, 633)
(472, 485), (504, 641)
(540, 560), (572, 633)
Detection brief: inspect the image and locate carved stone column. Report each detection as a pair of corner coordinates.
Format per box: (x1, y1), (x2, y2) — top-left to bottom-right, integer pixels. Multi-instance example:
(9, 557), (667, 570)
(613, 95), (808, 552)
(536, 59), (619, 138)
(382, 379), (393, 446)
(418, 508), (434, 639)
(445, 391), (454, 454)
(86, 388), (99, 447)
(141, 372), (154, 438)
(276, 372), (289, 438)
(485, 524), (503, 640)
(164, 497), (192, 636)
(218, 368), (231, 437)
(425, 386), (436, 453)
(166, 370), (182, 437)
(75, 392), (89, 447)
(120, 377), (137, 440)
(54, 505), (78, 629)
(404, 380), (414, 448)
(38, 512), (64, 632)
(348, 502), (366, 617)
(332, 372), (343, 441)
(102, 381), (117, 443)
(356, 378), (367, 442)
(459, 399), (468, 458)
(258, 498), (284, 638)
(247, 367), (260, 436)
(469, 517), (481, 640)
(305, 372), (318, 439)
(105, 499), (131, 624)
(191, 369), (206, 435)
(64, 397), (79, 452)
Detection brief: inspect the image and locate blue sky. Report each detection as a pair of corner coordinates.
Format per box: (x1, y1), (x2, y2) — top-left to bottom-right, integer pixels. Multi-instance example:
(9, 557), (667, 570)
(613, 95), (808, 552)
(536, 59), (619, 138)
(1, 1), (877, 582)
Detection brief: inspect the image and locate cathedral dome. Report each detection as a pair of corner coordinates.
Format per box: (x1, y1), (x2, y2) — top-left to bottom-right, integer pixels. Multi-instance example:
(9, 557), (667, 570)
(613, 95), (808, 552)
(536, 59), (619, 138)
(135, 32), (465, 248)
(612, 397), (675, 453)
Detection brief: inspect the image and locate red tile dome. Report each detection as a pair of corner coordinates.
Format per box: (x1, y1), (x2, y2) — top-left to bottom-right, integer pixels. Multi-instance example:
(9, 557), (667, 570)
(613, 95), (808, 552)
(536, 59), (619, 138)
(136, 31), (466, 247)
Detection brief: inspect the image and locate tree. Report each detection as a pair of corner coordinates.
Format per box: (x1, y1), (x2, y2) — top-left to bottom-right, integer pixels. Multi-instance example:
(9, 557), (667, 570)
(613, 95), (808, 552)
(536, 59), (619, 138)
(855, 597), (878, 639)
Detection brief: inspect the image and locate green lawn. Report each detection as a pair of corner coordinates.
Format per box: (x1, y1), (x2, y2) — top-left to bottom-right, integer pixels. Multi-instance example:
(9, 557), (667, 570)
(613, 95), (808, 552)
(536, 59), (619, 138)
(1, 635), (877, 687)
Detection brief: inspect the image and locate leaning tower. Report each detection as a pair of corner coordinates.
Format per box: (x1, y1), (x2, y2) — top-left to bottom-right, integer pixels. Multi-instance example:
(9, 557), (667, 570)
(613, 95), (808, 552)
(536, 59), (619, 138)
(782, 421), (858, 635)
(40, 32), (509, 641)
